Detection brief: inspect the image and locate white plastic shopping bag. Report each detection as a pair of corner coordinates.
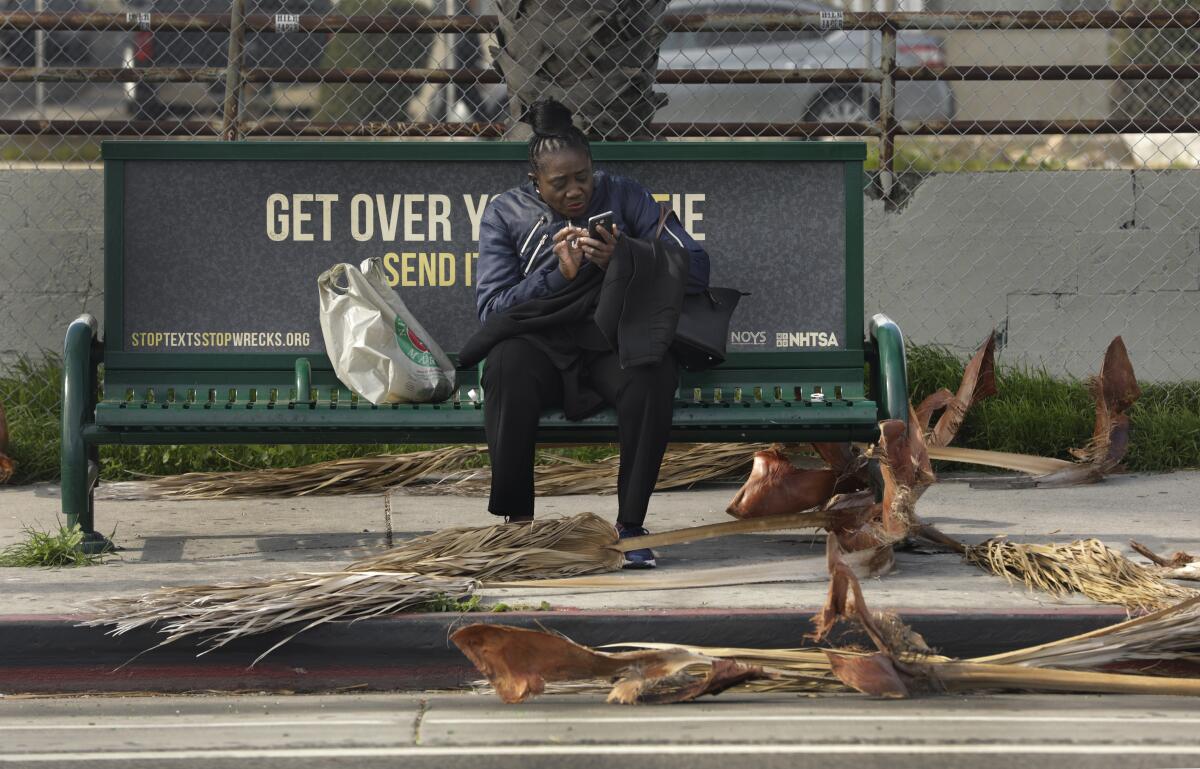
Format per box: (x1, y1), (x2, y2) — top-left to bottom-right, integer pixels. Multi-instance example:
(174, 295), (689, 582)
(317, 257), (456, 405)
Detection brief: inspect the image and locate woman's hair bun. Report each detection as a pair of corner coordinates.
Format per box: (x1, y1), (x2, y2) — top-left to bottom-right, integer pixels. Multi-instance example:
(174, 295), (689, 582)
(523, 98), (576, 138)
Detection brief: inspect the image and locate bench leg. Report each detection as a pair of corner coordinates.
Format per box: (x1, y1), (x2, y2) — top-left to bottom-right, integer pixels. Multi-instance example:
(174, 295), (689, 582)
(61, 314), (111, 554)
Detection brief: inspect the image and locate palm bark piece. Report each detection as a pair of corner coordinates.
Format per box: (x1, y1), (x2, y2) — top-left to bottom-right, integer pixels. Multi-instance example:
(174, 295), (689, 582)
(726, 448), (839, 519)
(1069, 336), (1141, 470)
(450, 624), (765, 704)
(915, 332), (997, 449)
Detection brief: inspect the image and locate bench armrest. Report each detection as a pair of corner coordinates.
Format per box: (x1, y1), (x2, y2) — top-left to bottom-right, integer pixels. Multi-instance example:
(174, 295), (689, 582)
(868, 313), (909, 424)
(61, 313), (100, 528)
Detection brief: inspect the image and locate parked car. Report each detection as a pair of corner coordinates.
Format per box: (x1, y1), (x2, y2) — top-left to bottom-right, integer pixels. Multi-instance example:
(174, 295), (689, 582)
(657, 0), (955, 125)
(448, 0), (955, 127)
(121, 0), (332, 119)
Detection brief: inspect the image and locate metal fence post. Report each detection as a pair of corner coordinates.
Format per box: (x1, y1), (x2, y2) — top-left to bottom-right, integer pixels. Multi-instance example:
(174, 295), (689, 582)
(221, 0), (247, 140)
(879, 23), (897, 208)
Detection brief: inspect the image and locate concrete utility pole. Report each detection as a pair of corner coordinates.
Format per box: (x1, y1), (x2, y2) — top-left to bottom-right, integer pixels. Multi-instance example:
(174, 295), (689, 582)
(34, 0), (45, 115)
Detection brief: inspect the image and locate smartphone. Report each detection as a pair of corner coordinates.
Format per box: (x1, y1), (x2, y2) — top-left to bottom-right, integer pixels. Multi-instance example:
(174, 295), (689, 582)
(587, 211), (615, 241)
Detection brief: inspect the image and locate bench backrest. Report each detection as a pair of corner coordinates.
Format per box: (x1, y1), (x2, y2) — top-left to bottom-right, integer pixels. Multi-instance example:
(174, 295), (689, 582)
(101, 141), (867, 401)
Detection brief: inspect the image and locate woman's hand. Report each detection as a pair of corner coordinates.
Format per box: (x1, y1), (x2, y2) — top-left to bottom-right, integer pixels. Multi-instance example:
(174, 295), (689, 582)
(552, 225), (587, 280)
(579, 224), (620, 271)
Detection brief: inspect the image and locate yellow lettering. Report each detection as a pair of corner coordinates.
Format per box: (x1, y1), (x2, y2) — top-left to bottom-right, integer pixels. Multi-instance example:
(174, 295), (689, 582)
(464, 251), (477, 286)
(401, 252), (417, 286)
(439, 252), (456, 286)
(383, 252), (401, 286)
(418, 252), (437, 285)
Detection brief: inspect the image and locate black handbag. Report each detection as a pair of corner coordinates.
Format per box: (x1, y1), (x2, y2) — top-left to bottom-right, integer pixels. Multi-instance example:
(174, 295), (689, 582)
(655, 204), (747, 372)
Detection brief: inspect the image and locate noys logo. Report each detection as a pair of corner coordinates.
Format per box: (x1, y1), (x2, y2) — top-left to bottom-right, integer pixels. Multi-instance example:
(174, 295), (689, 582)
(394, 317), (437, 368)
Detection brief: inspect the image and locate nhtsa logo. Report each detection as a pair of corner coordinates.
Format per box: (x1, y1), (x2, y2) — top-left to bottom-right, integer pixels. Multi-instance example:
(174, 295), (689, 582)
(730, 330), (767, 346)
(776, 331), (840, 348)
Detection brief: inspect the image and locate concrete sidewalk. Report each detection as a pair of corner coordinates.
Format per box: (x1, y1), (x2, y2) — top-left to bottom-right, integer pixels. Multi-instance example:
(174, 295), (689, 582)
(1, 472), (1197, 693)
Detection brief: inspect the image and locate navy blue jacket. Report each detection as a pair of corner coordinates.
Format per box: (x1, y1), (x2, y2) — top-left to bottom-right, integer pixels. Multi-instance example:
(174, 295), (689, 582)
(475, 170), (710, 323)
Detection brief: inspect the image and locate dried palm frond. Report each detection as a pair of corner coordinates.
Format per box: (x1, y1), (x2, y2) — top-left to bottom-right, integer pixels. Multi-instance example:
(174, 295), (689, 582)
(419, 442), (763, 497)
(1131, 540), (1200, 581)
(802, 539), (1200, 698)
(83, 514), (622, 660)
(963, 537), (1197, 611)
(110, 442), (763, 501)
(975, 595), (1200, 669)
(336, 512), (625, 580)
(84, 510), (845, 660)
(117, 445), (489, 500)
(0, 399), (12, 484)
(463, 587), (1200, 704)
(82, 572), (477, 666)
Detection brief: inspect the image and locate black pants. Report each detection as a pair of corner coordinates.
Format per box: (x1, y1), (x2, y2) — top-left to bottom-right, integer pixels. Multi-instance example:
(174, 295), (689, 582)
(482, 338), (678, 527)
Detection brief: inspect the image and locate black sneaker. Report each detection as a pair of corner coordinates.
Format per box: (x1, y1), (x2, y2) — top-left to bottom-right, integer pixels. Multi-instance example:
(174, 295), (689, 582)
(503, 515), (534, 525)
(616, 523), (657, 569)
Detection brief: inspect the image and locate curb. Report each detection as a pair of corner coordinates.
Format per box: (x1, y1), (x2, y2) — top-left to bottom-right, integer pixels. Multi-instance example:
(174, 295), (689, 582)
(0, 607), (1129, 694)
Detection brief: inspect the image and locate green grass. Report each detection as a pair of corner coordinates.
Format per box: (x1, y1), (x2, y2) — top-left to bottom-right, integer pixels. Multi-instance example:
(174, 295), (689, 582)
(907, 344), (1200, 472)
(0, 522), (114, 567)
(3, 351), (1199, 486)
(863, 139), (1071, 174)
(1, 138), (103, 164)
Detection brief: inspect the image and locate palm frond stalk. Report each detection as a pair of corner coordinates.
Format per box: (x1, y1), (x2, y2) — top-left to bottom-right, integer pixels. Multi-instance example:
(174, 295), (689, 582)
(1131, 540), (1200, 581)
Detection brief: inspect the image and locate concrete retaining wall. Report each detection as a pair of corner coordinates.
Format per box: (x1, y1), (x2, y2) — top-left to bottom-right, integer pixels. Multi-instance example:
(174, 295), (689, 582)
(2, 166), (1197, 380)
(866, 170), (1200, 379)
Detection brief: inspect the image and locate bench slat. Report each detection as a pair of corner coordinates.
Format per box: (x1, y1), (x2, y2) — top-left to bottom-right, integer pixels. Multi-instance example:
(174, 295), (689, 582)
(95, 398), (879, 431)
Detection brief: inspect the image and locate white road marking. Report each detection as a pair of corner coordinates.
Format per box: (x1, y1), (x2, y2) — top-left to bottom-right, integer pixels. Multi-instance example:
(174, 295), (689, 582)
(425, 714), (1200, 726)
(0, 719), (398, 731)
(6, 744), (1200, 761)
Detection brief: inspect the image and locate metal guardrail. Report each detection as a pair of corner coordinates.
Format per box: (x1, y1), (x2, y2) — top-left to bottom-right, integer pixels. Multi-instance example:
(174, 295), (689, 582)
(2, 8), (1199, 200)
(3, 9), (1198, 32)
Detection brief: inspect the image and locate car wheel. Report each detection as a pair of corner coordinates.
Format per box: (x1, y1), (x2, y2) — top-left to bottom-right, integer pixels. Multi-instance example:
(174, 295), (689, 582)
(811, 89), (873, 125)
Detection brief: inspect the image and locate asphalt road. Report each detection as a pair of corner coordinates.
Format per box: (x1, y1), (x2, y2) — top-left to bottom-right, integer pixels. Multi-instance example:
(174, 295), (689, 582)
(3, 691), (1200, 768)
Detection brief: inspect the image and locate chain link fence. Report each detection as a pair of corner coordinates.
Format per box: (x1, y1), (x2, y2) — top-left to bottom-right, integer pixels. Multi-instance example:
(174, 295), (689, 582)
(1, 0), (1198, 470)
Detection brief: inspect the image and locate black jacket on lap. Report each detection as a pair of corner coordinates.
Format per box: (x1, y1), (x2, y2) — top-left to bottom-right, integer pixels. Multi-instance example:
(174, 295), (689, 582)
(458, 236), (688, 420)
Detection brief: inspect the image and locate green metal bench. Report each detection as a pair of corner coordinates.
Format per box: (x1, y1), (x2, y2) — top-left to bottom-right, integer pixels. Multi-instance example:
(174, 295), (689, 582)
(61, 140), (908, 551)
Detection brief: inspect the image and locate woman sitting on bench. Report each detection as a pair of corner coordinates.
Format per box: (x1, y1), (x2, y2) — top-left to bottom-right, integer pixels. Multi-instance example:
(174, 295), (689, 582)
(467, 99), (710, 569)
